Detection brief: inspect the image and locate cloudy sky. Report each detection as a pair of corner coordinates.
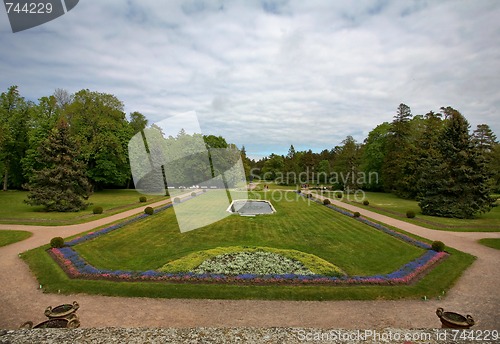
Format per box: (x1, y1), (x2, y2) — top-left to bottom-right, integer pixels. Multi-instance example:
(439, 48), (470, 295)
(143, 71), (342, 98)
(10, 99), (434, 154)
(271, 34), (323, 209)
(1, 0), (499, 159)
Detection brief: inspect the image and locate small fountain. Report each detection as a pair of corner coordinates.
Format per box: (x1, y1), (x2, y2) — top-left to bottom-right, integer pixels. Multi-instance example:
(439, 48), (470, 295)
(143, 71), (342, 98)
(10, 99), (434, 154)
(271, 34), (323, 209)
(226, 199), (276, 216)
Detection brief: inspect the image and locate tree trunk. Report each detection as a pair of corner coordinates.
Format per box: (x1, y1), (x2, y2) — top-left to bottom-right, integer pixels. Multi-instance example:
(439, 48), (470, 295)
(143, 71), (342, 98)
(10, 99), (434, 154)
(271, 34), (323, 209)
(2, 167), (8, 191)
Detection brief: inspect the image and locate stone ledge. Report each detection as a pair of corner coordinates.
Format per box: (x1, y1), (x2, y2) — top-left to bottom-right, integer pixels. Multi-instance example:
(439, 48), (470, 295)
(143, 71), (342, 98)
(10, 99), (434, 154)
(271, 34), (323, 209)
(1, 327), (494, 344)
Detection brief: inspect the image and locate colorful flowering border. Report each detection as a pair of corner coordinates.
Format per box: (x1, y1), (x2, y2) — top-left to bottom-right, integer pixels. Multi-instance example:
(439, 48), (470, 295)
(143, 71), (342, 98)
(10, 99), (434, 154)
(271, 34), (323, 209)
(48, 192), (448, 286)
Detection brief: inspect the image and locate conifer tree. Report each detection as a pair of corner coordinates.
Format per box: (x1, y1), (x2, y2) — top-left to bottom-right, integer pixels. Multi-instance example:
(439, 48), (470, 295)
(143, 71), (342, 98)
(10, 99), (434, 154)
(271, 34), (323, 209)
(25, 119), (91, 212)
(418, 107), (493, 218)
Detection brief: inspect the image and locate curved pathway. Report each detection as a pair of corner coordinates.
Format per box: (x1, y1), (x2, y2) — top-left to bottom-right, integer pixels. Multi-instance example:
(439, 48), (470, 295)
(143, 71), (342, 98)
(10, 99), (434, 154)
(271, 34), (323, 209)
(0, 193), (499, 330)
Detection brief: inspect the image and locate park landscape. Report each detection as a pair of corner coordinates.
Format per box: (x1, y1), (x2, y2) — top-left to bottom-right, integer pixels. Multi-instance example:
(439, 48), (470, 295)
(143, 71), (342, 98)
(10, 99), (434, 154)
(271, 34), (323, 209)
(0, 86), (499, 331)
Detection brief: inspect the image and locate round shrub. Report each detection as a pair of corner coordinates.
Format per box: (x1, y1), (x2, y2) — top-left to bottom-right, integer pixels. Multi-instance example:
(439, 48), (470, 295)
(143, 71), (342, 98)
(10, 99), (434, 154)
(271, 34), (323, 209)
(173, 197), (181, 204)
(50, 237), (64, 248)
(191, 192), (197, 197)
(431, 241), (445, 252)
(144, 207), (154, 215)
(139, 196), (147, 203)
(336, 193), (342, 199)
(353, 212), (361, 218)
(406, 210), (416, 218)
(92, 206), (103, 214)
(363, 200), (369, 206)
(323, 199), (331, 205)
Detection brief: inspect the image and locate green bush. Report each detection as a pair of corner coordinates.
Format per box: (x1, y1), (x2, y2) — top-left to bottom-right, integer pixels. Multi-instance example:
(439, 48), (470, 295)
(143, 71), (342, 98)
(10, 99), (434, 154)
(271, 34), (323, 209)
(50, 237), (64, 248)
(174, 197), (181, 203)
(406, 210), (416, 218)
(144, 207), (154, 215)
(92, 206), (103, 214)
(363, 200), (369, 206)
(336, 193), (342, 199)
(431, 241), (445, 252)
(191, 192), (197, 197)
(353, 212), (361, 218)
(323, 199), (331, 205)
(139, 196), (147, 203)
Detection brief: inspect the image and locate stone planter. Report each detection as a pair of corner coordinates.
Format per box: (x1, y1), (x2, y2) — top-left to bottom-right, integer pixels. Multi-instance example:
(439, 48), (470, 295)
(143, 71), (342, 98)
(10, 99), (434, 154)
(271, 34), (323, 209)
(20, 314), (80, 329)
(44, 301), (79, 319)
(436, 307), (475, 329)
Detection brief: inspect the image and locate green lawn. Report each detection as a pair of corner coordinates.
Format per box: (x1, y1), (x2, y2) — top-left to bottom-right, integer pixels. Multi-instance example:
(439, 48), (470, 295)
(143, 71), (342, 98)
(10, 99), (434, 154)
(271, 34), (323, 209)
(0, 230), (32, 247)
(478, 238), (500, 250)
(74, 191), (424, 276)
(18, 190), (477, 300)
(315, 191), (500, 232)
(0, 190), (167, 226)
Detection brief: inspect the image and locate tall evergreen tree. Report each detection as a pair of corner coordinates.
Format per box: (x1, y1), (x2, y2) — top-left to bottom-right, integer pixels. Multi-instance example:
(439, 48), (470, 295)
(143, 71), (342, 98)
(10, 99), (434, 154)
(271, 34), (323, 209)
(382, 103), (414, 196)
(25, 119), (91, 212)
(418, 108), (493, 218)
(333, 136), (362, 191)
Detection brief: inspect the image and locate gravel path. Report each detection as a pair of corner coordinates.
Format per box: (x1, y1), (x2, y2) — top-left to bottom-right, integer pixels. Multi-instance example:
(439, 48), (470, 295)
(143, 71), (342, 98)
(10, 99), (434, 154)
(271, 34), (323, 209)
(0, 192), (499, 332)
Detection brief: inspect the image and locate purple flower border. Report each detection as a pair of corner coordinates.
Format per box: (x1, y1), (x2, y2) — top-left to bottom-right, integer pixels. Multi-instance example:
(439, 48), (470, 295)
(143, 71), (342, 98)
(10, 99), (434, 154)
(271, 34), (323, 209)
(48, 192), (448, 286)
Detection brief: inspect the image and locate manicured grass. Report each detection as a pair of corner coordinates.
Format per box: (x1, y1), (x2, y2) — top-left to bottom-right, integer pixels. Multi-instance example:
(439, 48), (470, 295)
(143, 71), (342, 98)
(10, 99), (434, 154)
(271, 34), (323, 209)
(0, 190), (167, 226)
(0, 230), (32, 247)
(74, 191), (424, 276)
(478, 238), (500, 250)
(317, 191), (500, 232)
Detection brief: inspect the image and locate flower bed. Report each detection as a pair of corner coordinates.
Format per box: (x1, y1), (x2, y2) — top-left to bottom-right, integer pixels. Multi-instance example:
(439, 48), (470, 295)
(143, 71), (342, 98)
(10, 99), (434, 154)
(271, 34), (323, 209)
(48, 192), (448, 286)
(192, 251), (316, 276)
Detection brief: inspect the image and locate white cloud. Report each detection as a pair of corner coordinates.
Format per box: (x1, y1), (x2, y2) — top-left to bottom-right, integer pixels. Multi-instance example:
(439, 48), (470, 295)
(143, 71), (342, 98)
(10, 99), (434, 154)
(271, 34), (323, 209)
(0, 0), (499, 159)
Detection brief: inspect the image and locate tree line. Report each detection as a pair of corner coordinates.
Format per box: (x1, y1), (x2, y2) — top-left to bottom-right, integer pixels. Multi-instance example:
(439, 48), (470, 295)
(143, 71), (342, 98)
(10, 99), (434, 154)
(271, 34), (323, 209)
(1, 85), (497, 218)
(0, 86), (148, 192)
(250, 103), (499, 218)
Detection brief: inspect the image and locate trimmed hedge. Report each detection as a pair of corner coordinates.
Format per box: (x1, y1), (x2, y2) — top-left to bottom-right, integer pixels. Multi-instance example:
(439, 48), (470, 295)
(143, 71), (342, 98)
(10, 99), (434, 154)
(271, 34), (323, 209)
(406, 210), (416, 218)
(323, 199), (331, 205)
(139, 196), (147, 203)
(50, 237), (64, 248)
(92, 206), (103, 214)
(144, 207), (154, 215)
(431, 241), (445, 252)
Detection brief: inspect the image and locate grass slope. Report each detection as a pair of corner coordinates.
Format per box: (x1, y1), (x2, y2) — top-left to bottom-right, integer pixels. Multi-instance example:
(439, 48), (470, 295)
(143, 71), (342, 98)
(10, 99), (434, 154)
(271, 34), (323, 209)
(0, 190), (167, 226)
(478, 238), (500, 250)
(0, 230), (32, 247)
(317, 191), (500, 232)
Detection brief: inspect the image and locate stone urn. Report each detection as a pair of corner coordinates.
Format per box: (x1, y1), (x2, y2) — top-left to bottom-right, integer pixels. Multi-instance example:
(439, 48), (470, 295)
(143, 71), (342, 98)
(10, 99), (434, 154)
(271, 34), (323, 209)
(20, 313), (80, 329)
(436, 307), (475, 329)
(44, 301), (79, 319)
